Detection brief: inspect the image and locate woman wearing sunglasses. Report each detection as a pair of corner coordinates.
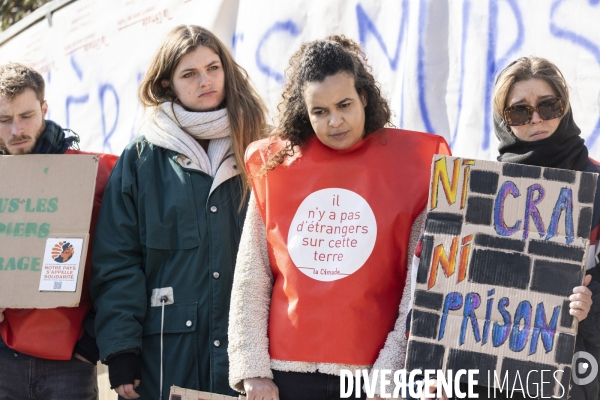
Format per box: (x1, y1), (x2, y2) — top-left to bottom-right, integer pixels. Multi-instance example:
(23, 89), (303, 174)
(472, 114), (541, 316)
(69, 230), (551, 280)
(490, 56), (600, 399)
(494, 56), (590, 168)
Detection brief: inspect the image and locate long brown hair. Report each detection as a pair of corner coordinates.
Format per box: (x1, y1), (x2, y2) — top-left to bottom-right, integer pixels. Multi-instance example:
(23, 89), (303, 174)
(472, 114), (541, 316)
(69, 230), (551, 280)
(139, 25), (267, 201)
(264, 35), (391, 171)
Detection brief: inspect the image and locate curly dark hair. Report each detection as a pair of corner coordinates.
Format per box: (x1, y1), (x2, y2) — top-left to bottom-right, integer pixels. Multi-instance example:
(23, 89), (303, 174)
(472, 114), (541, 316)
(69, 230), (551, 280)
(265, 35), (392, 170)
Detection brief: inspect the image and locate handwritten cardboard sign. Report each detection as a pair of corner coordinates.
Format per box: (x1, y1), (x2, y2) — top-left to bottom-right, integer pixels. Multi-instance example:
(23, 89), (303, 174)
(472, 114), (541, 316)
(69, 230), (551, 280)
(405, 156), (598, 398)
(169, 386), (244, 400)
(0, 154), (98, 308)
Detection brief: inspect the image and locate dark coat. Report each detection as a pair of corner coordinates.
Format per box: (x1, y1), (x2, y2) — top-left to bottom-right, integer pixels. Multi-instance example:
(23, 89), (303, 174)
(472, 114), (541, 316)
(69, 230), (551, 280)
(572, 279), (600, 400)
(569, 160), (600, 400)
(90, 139), (246, 399)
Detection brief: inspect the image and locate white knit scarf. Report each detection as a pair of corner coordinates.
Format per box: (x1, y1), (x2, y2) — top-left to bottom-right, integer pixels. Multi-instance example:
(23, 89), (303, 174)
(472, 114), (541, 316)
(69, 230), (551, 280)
(140, 102), (232, 176)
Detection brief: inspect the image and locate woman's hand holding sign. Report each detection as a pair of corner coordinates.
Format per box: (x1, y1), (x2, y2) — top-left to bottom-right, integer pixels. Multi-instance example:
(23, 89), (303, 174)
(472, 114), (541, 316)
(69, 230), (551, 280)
(243, 377), (279, 400)
(570, 274), (593, 322)
(114, 381), (141, 399)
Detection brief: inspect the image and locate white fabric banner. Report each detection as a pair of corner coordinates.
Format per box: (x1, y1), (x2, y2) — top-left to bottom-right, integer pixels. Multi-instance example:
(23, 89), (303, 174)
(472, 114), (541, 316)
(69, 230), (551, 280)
(1, 0), (600, 161)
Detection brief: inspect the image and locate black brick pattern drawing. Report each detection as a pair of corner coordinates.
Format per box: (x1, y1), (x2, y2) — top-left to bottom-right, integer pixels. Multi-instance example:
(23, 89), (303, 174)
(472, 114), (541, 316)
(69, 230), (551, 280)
(411, 310), (440, 339)
(560, 300), (574, 329)
(555, 333), (576, 365)
(474, 233), (525, 252)
(502, 163), (541, 179)
(543, 168), (576, 184)
(578, 207), (593, 239)
(469, 249), (531, 289)
(424, 212), (463, 236)
(579, 173), (597, 203)
(470, 170), (500, 195)
(527, 240), (585, 263)
(417, 236), (434, 284)
(405, 341), (445, 371)
(530, 260), (583, 297)
(446, 349), (497, 386)
(414, 290), (444, 311)
(465, 197), (494, 225)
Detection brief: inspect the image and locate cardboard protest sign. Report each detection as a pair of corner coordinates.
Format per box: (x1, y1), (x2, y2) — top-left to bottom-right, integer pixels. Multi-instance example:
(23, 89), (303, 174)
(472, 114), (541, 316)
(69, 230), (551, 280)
(0, 154), (98, 308)
(405, 156), (598, 398)
(169, 386), (244, 400)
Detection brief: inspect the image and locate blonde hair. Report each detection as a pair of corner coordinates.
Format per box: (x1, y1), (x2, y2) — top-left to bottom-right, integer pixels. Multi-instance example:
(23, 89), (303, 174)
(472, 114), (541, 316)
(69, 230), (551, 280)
(139, 25), (267, 202)
(493, 56), (570, 121)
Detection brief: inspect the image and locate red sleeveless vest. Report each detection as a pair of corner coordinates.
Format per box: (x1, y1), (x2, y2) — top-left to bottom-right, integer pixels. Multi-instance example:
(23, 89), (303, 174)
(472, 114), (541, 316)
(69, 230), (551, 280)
(246, 128), (450, 364)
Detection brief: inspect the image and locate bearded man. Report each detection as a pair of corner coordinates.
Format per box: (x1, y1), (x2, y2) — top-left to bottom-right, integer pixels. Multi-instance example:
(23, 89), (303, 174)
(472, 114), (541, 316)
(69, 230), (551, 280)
(0, 63), (118, 400)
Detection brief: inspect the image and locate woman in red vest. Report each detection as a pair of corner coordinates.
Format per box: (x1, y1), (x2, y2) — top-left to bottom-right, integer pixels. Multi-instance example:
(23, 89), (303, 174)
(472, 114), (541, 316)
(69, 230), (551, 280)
(228, 35), (450, 400)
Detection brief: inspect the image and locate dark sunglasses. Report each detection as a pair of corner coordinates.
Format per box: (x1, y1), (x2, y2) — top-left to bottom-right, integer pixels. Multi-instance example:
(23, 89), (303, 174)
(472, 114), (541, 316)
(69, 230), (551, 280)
(503, 97), (564, 126)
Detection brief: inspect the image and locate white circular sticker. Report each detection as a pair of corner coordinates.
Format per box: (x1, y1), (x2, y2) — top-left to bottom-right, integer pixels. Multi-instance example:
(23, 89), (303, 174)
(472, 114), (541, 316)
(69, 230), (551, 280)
(287, 188), (377, 281)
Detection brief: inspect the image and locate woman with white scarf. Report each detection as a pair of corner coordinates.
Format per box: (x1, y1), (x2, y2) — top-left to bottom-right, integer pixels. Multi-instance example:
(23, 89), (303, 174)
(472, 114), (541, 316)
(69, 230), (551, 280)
(90, 25), (266, 400)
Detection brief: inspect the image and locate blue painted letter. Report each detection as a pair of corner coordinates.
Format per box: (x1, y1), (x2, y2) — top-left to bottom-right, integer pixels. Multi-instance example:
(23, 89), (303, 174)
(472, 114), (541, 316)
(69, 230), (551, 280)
(546, 187), (574, 244)
(439, 292), (463, 341)
(509, 300), (532, 352)
(523, 184), (546, 240)
(529, 303), (560, 355)
(492, 297), (511, 347)
(494, 181), (521, 236)
(460, 293), (481, 345)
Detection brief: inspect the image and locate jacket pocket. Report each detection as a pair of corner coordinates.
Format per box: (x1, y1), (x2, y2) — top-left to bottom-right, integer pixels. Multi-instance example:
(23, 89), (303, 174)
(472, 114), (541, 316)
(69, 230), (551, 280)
(140, 301), (200, 394)
(142, 302), (197, 336)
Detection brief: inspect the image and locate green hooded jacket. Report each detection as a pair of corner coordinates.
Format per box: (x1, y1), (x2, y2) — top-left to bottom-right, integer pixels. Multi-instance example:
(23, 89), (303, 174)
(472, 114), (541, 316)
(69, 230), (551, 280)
(90, 139), (246, 399)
